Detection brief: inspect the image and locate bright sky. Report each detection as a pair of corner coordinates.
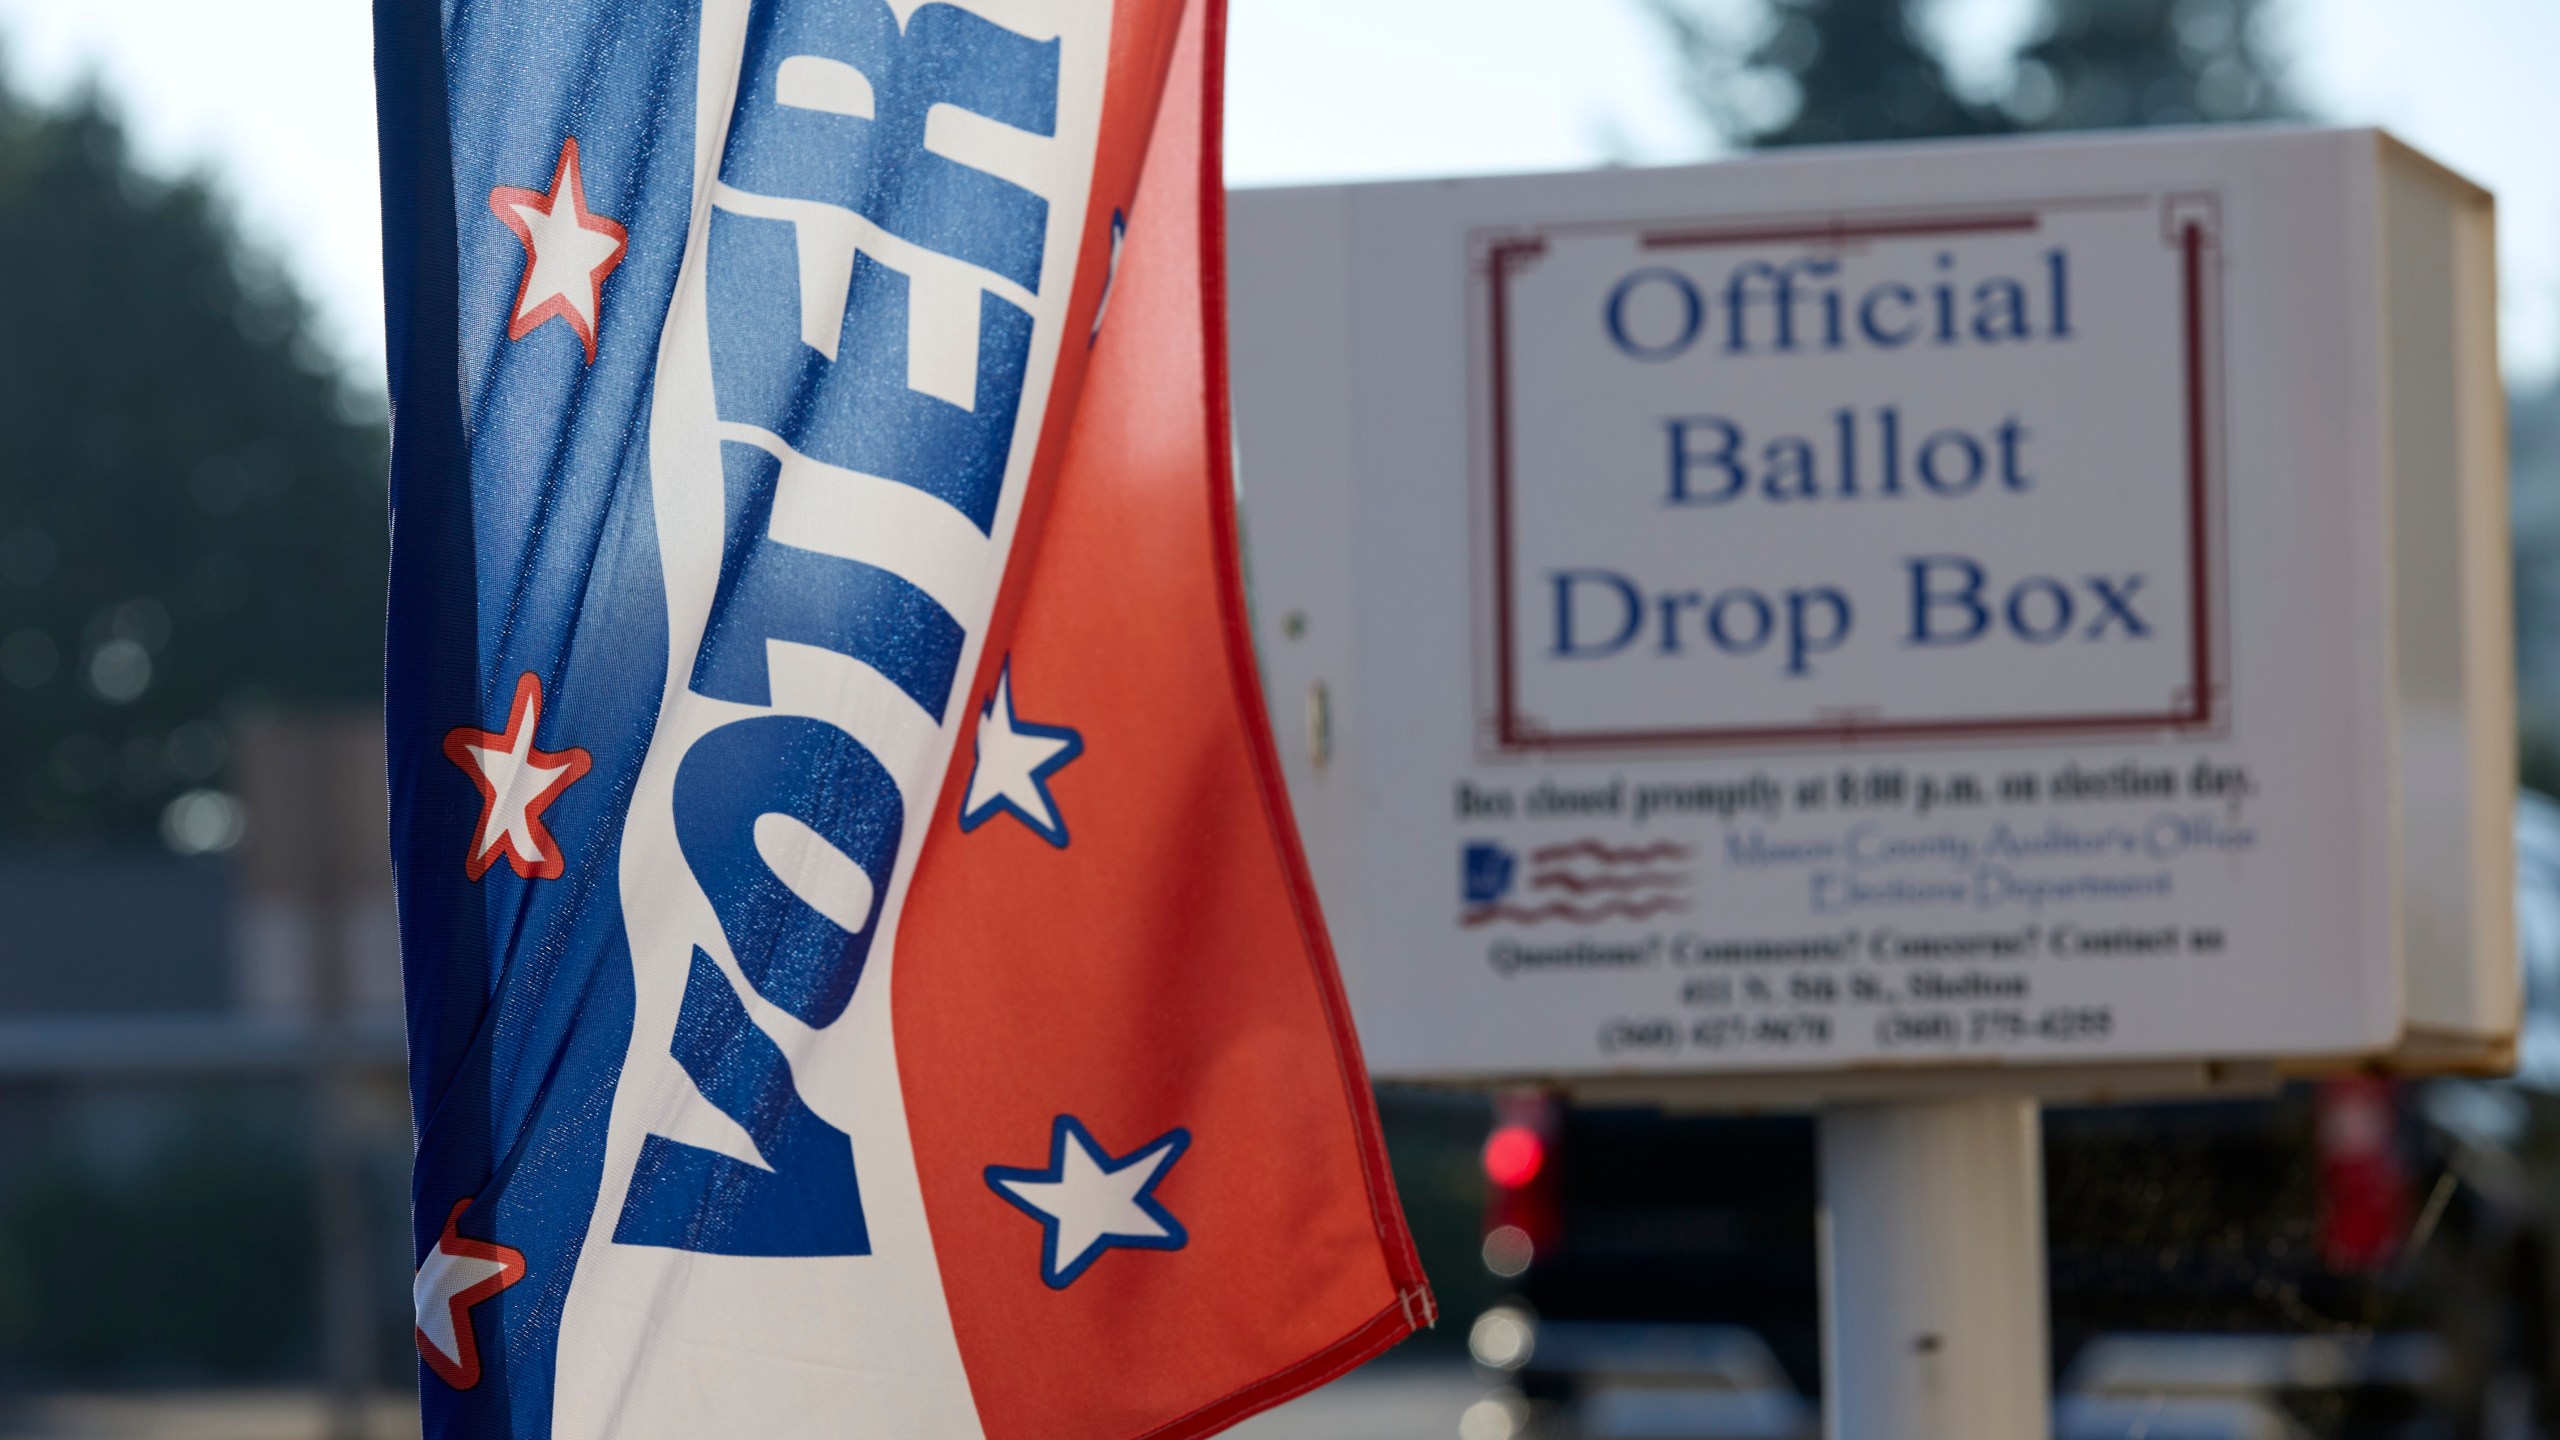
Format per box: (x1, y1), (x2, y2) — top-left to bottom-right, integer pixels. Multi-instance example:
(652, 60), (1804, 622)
(3, 0), (2555, 383)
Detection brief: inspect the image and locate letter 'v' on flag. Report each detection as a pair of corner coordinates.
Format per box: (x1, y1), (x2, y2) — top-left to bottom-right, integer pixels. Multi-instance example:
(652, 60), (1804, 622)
(376, 0), (1427, 1436)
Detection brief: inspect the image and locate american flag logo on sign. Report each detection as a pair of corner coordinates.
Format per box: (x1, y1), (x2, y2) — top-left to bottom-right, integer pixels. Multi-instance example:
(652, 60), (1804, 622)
(1462, 838), (1693, 926)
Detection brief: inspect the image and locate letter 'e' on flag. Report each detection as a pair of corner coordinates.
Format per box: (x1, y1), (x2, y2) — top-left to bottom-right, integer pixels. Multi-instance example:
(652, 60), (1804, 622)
(375, 0), (1430, 1438)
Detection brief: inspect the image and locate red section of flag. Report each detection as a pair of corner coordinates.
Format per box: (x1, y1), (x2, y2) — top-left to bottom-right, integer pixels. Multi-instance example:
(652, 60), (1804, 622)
(892, 2), (1428, 1436)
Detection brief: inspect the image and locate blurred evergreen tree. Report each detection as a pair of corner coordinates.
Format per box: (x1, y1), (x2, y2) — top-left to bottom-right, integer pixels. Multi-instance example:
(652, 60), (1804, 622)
(1649, 0), (2295, 149)
(2009, 0), (2296, 130)
(1649, 0), (2006, 148)
(0, 89), (386, 852)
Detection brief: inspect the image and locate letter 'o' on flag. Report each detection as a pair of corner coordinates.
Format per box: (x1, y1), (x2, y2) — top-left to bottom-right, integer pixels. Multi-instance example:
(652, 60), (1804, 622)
(376, 0), (1428, 1438)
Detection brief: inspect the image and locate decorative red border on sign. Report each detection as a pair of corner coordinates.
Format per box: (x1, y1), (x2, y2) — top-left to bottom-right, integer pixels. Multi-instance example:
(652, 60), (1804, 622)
(1477, 198), (2225, 755)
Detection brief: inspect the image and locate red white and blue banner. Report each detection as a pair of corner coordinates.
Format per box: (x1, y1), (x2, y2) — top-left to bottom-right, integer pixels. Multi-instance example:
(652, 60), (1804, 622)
(375, 1), (1429, 1434)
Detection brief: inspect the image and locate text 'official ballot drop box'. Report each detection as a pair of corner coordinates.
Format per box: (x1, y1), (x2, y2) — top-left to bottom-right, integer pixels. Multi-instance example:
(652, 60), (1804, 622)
(1228, 127), (2516, 1106)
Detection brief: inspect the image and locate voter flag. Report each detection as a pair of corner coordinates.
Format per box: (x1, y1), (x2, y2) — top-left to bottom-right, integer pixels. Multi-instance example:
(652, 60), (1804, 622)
(375, 0), (1430, 1436)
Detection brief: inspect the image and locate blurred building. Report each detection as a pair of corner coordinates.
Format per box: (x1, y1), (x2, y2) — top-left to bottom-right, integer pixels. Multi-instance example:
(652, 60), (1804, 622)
(0, 716), (401, 1029)
(0, 711), (409, 1406)
(229, 714), (403, 1027)
(0, 858), (229, 1016)
(2511, 375), (2560, 786)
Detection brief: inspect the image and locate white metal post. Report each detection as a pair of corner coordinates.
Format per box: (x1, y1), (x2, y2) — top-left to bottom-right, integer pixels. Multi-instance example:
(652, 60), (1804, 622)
(1818, 1096), (2050, 1440)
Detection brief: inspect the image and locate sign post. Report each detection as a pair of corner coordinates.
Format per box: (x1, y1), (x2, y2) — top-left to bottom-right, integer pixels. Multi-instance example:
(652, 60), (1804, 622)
(1821, 1097), (2046, 1439)
(1228, 126), (2515, 1434)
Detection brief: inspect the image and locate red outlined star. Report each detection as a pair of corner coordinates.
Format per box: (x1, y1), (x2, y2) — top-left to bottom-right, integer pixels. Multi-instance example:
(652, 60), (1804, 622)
(442, 672), (593, 882)
(413, 1198), (528, 1391)
(489, 136), (628, 363)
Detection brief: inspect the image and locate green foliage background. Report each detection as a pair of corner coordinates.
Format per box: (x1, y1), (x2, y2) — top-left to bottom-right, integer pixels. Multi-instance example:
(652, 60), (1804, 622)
(0, 92), (386, 852)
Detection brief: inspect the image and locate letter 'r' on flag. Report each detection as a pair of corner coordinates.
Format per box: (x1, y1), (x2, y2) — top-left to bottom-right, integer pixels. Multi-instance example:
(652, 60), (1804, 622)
(375, 0), (1429, 1437)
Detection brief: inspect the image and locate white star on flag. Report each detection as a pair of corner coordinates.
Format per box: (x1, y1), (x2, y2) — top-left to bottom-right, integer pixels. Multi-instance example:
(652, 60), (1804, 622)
(412, 1199), (526, 1390)
(442, 672), (592, 881)
(958, 659), (1083, 847)
(986, 1116), (1192, 1289)
(489, 136), (629, 362)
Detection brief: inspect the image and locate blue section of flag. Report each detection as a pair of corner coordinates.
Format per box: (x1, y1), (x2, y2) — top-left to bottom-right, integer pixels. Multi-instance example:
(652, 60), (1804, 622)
(706, 213), (1032, 533)
(668, 712), (906, 1029)
(378, 1), (697, 1434)
(693, 442), (968, 716)
(612, 946), (873, 1256)
(720, 0), (1059, 290)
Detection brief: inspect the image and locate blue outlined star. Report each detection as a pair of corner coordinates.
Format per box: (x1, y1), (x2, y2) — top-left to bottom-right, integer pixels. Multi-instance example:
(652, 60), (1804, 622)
(958, 658), (1083, 848)
(985, 1115), (1191, 1289)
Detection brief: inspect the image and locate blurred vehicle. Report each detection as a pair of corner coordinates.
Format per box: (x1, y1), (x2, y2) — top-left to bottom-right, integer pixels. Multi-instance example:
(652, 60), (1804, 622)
(1466, 1309), (1812, 1440)
(2054, 1333), (2446, 1440)
(1460, 792), (2560, 1440)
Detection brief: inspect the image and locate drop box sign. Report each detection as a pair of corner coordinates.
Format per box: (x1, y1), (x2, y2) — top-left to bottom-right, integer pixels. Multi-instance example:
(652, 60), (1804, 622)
(1495, 204), (2205, 749)
(1232, 129), (2515, 1085)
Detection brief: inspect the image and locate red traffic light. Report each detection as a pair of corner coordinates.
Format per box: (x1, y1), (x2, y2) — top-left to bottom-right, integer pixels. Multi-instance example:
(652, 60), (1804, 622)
(1483, 1123), (1546, 1189)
